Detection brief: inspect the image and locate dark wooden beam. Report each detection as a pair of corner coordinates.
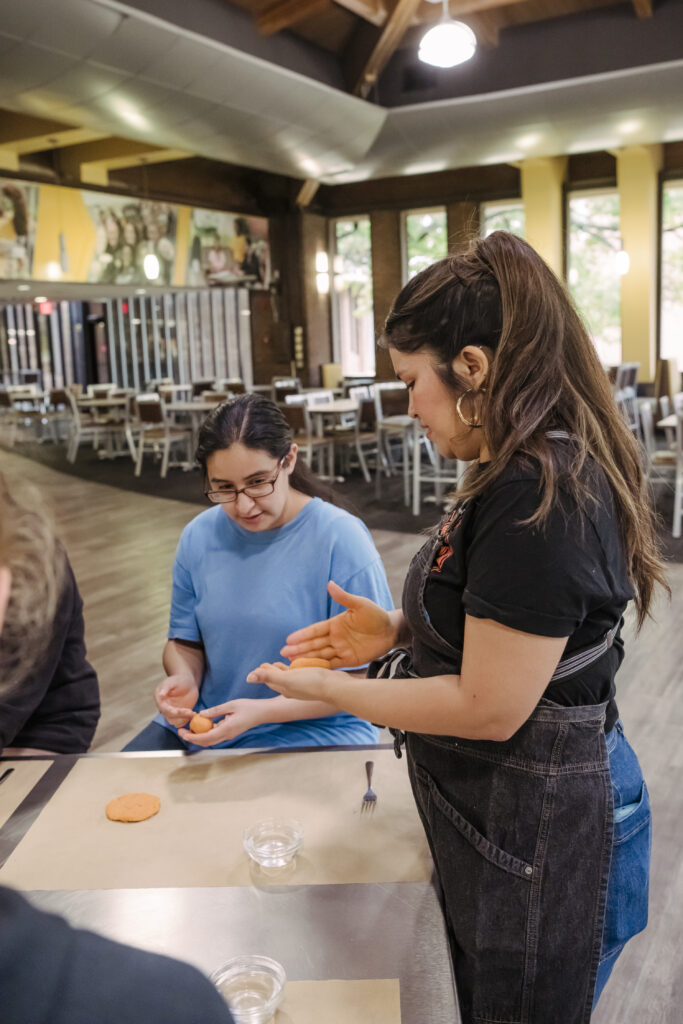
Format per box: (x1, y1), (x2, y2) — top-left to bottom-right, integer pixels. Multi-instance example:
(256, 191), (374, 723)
(333, 0), (388, 26)
(257, 0), (329, 35)
(352, 0), (422, 97)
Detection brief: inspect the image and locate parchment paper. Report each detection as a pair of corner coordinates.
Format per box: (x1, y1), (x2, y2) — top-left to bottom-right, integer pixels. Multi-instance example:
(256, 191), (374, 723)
(0, 760), (52, 831)
(274, 979), (400, 1023)
(0, 749), (432, 890)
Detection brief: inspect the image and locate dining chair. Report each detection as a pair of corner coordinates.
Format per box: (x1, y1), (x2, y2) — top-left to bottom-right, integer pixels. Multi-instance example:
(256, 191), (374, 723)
(614, 362), (640, 438)
(372, 382), (415, 504)
(134, 394), (193, 477)
(638, 401), (677, 489)
(272, 376), (301, 404)
(52, 389), (113, 463)
(280, 401), (334, 478)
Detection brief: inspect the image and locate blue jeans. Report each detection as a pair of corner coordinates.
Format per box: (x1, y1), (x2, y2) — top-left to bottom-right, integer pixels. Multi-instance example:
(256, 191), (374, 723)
(593, 721), (652, 1006)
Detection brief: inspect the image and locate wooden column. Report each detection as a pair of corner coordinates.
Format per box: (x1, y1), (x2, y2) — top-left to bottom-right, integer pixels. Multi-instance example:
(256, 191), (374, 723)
(370, 209), (402, 381)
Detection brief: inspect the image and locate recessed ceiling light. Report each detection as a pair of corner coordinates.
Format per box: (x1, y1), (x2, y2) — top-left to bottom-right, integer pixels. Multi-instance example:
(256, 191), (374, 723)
(34, 295), (48, 303)
(17, 284), (30, 292)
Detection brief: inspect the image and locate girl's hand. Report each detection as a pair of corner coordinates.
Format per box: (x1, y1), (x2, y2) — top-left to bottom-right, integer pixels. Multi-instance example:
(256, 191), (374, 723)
(154, 674), (199, 728)
(176, 698), (266, 747)
(280, 581), (398, 668)
(247, 662), (336, 703)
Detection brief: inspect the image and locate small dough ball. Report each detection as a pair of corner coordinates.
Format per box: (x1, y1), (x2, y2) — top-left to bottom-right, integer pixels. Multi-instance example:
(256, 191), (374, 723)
(288, 657), (332, 670)
(189, 714), (214, 734)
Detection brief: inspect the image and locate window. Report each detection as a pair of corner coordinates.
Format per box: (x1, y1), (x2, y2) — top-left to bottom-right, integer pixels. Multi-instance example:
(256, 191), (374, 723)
(566, 190), (622, 367)
(481, 201), (525, 238)
(402, 207), (448, 282)
(332, 218), (375, 377)
(661, 180), (683, 369)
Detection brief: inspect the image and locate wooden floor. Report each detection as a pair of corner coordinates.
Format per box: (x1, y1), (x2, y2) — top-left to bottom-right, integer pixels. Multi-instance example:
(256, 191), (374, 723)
(1, 447), (680, 1022)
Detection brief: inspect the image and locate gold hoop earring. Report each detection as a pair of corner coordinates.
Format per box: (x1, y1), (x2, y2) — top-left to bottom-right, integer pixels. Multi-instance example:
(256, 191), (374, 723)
(456, 389), (482, 429)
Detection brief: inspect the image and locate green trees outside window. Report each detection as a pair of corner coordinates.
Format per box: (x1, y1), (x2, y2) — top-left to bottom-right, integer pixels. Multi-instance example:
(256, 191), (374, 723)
(661, 181), (683, 369)
(333, 218), (375, 377)
(403, 208), (448, 280)
(567, 191), (622, 367)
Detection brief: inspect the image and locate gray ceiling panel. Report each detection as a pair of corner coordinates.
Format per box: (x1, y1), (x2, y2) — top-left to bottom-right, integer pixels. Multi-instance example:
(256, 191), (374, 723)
(27, 0), (123, 60)
(141, 36), (225, 91)
(86, 15), (179, 75)
(0, 0), (46, 41)
(44, 63), (131, 103)
(0, 43), (77, 94)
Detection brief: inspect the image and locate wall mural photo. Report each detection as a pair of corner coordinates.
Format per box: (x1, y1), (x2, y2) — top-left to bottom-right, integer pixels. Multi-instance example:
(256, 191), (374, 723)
(187, 208), (270, 288)
(0, 178), (40, 279)
(84, 194), (178, 286)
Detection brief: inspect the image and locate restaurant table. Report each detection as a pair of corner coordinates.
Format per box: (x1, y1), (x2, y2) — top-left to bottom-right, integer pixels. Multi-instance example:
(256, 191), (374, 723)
(0, 746), (458, 1023)
(76, 396), (128, 410)
(657, 413), (678, 430)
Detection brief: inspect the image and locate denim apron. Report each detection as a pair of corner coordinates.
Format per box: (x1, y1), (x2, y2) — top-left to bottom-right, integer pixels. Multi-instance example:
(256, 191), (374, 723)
(372, 524), (620, 1024)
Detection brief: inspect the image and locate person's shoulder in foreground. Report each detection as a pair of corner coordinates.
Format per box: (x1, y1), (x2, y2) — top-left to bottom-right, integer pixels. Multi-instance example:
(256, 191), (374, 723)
(0, 885), (234, 1024)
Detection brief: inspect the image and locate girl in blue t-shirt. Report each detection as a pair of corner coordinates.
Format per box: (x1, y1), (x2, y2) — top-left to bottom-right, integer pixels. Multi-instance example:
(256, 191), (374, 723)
(124, 394), (393, 751)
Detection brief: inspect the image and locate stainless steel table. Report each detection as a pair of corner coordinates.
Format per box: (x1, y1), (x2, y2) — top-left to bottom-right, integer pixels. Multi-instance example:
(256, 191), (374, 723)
(0, 750), (459, 1023)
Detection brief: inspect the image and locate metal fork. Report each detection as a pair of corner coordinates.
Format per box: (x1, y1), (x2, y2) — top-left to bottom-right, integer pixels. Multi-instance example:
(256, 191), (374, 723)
(361, 760), (377, 814)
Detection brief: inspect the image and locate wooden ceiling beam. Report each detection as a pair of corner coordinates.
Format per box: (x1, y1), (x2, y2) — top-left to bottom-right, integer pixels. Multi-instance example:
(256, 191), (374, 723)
(631, 0), (653, 16)
(333, 0), (388, 26)
(466, 10), (500, 47)
(352, 0), (423, 97)
(256, 0), (329, 35)
(417, 0), (531, 18)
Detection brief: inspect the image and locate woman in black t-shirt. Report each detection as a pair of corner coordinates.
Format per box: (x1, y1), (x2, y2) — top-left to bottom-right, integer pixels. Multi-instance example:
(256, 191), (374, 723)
(249, 231), (666, 1024)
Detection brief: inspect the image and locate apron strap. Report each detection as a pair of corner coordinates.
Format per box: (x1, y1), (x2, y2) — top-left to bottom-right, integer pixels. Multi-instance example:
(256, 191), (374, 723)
(550, 623), (619, 682)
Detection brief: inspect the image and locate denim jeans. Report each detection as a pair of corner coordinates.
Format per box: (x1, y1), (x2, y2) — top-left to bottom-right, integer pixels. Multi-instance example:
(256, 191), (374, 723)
(593, 721), (651, 1006)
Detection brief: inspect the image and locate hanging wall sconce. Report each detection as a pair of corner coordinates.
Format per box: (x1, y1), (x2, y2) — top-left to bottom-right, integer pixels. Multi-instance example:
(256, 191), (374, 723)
(315, 251), (330, 294)
(419, 0), (477, 69)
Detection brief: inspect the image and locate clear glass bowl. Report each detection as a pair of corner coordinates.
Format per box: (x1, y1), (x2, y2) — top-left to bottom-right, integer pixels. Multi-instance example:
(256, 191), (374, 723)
(210, 955), (286, 1024)
(243, 818), (304, 870)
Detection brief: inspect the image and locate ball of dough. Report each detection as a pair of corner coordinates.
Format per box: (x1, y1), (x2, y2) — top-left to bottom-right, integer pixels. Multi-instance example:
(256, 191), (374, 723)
(189, 714), (214, 734)
(288, 657), (331, 669)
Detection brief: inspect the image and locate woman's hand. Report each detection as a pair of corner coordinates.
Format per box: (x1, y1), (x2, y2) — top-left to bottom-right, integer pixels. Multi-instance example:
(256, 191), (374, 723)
(176, 698), (269, 747)
(280, 581), (399, 668)
(247, 662), (338, 704)
(154, 674), (199, 728)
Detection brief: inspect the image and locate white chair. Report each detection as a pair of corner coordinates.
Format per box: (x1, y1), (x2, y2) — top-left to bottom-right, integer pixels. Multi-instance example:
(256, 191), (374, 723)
(58, 390), (113, 463)
(639, 401), (677, 489)
(134, 394), (193, 478)
(372, 382), (416, 505)
(614, 362), (640, 437)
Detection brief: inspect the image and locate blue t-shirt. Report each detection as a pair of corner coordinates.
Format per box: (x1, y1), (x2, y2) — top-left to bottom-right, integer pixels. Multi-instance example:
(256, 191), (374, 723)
(157, 497), (394, 748)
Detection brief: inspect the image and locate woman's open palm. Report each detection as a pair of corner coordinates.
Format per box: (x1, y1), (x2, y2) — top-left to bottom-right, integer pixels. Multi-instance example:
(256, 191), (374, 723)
(281, 581), (398, 668)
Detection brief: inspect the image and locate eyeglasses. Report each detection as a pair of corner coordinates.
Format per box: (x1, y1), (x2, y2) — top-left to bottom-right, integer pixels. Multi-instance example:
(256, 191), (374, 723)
(205, 457), (286, 504)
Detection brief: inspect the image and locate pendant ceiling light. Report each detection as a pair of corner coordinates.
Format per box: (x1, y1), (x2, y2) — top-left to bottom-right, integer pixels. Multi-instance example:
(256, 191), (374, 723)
(418, 0), (477, 69)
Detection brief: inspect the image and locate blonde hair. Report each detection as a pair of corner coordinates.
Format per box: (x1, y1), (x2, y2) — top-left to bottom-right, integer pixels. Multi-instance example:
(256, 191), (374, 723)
(0, 473), (65, 696)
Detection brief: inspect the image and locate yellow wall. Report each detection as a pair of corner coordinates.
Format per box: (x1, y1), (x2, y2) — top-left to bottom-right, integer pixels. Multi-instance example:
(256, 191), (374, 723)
(520, 157), (567, 276)
(617, 145), (663, 380)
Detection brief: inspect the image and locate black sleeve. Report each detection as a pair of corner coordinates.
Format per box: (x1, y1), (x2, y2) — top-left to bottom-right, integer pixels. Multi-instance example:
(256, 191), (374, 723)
(462, 479), (614, 637)
(0, 559), (101, 754)
(0, 886), (235, 1024)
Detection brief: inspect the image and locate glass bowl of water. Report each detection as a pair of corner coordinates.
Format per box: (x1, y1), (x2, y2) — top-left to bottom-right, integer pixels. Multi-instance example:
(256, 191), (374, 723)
(210, 955), (286, 1024)
(243, 818), (304, 870)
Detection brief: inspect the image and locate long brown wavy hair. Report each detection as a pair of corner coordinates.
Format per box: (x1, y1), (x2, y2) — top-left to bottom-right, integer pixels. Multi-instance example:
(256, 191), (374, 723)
(381, 230), (668, 627)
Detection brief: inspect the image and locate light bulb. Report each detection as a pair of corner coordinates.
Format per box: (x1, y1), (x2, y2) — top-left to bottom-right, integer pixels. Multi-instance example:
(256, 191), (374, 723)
(418, 19), (476, 69)
(144, 253), (160, 280)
